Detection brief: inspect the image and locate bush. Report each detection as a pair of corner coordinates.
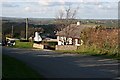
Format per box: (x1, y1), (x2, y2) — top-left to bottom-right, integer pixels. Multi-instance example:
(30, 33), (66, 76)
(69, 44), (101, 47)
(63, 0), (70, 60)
(77, 44), (119, 59)
(79, 28), (119, 58)
(78, 44), (100, 54)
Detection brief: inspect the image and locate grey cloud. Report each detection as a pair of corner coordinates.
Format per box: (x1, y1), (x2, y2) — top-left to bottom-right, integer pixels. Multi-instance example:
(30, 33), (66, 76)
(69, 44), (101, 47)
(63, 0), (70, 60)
(2, 3), (19, 7)
(34, 2), (78, 7)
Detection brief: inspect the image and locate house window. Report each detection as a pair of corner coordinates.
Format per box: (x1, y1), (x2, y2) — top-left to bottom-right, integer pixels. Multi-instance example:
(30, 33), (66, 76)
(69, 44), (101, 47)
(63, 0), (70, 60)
(78, 39), (80, 44)
(72, 39), (75, 45)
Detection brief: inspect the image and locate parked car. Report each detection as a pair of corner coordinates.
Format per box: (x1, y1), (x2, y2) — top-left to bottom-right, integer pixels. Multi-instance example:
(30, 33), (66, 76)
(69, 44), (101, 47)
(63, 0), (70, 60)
(7, 40), (15, 46)
(0, 41), (6, 46)
(0, 42), (1, 46)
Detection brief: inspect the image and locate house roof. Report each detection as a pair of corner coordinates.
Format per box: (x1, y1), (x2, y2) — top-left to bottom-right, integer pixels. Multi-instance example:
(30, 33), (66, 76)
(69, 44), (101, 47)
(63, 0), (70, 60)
(56, 24), (95, 38)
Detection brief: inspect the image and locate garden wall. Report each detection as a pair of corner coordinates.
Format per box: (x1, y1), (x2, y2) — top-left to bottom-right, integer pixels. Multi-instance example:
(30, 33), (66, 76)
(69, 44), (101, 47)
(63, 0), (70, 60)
(56, 45), (78, 50)
(33, 43), (44, 49)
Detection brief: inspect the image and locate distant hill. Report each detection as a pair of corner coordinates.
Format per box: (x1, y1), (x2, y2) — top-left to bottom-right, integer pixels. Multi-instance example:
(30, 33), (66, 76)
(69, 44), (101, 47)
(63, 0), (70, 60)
(2, 17), (55, 25)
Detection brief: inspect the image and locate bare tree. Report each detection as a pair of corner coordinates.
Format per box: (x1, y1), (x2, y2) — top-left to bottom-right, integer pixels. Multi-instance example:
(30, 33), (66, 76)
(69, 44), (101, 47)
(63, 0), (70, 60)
(56, 9), (64, 19)
(56, 5), (79, 20)
(55, 5), (79, 45)
(55, 5), (79, 30)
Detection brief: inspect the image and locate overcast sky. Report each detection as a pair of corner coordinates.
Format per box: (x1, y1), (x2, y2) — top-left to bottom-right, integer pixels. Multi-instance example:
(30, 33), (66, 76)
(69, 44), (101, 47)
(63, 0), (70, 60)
(1, 0), (119, 19)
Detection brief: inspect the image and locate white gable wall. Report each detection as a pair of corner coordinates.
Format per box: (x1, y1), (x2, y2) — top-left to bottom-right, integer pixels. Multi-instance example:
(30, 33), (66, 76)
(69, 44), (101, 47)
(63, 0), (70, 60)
(57, 36), (62, 45)
(57, 36), (66, 45)
(75, 39), (80, 46)
(68, 38), (72, 45)
(57, 36), (81, 46)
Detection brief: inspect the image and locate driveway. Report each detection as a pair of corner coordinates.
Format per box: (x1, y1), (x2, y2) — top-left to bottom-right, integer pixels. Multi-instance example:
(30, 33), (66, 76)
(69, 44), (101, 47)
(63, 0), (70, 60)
(2, 47), (119, 79)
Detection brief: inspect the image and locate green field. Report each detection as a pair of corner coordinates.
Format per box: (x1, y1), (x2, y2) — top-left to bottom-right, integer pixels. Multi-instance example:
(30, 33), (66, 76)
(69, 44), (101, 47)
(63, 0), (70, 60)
(13, 40), (33, 48)
(2, 55), (44, 79)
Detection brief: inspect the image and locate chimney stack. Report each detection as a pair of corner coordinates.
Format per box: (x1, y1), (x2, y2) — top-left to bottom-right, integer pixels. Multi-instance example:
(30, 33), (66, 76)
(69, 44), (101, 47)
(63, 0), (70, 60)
(77, 21), (80, 25)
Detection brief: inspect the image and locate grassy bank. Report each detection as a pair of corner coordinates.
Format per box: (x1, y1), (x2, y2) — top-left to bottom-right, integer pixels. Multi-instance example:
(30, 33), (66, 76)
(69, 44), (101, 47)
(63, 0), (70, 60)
(2, 55), (44, 79)
(56, 45), (120, 60)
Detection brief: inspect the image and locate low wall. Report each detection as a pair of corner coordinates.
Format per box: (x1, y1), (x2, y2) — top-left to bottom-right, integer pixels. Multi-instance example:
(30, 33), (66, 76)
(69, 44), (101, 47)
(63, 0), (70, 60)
(33, 43), (44, 49)
(56, 45), (78, 50)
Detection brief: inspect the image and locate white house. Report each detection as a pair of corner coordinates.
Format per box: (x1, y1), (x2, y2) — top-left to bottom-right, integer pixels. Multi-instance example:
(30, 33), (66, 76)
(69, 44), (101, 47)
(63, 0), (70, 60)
(56, 22), (93, 46)
(34, 32), (42, 42)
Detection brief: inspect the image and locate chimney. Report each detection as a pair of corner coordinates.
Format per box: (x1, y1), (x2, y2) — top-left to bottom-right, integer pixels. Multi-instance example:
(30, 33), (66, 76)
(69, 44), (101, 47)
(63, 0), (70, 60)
(77, 21), (80, 25)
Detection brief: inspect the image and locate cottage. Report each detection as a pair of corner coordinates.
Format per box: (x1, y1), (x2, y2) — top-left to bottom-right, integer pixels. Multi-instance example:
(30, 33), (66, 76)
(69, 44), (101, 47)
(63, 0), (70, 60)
(34, 32), (42, 42)
(56, 22), (95, 50)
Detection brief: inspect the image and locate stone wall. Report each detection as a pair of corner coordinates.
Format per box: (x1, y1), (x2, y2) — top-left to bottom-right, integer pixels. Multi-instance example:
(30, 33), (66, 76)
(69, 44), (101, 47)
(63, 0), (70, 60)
(56, 45), (78, 50)
(33, 43), (44, 49)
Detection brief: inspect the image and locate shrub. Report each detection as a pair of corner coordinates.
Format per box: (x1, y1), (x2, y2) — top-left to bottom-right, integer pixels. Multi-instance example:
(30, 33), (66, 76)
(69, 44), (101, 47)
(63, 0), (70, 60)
(79, 28), (119, 57)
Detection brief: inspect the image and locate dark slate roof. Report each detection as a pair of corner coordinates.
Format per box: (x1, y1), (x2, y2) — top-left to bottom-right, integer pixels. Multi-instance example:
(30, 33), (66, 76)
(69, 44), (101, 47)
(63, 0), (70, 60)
(56, 24), (95, 38)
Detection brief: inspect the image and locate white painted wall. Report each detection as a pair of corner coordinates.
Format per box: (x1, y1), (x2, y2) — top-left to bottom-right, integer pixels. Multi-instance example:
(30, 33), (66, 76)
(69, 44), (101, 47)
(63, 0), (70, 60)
(75, 39), (80, 46)
(34, 32), (42, 42)
(57, 36), (65, 45)
(67, 38), (72, 45)
(57, 36), (81, 46)
(57, 36), (60, 45)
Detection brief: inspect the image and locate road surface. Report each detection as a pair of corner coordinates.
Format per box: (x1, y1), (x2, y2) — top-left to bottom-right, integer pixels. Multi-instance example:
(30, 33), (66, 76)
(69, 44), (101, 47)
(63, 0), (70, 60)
(2, 47), (119, 79)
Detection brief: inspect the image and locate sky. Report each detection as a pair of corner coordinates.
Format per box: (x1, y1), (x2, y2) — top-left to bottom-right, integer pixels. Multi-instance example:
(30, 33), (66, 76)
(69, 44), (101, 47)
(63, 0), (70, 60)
(1, 0), (120, 19)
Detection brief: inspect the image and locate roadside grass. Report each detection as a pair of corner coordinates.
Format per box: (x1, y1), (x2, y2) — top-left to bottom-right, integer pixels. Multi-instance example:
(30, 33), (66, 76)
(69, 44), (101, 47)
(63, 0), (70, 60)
(13, 40), (33, 48)
(55, 45), (120, 60)
(2, 54), (44, 79)
(56, 50), (120, 60)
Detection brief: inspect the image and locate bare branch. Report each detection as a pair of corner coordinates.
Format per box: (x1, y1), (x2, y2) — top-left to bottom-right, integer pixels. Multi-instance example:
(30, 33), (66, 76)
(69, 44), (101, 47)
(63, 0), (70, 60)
(71, 7), (79, 19)
(55, 5), (79, 45)
(66, 5), (71, 19)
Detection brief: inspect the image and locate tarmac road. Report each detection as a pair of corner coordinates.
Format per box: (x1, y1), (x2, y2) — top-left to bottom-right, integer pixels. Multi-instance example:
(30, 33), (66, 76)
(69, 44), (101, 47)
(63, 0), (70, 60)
(2, 47), (119, 79)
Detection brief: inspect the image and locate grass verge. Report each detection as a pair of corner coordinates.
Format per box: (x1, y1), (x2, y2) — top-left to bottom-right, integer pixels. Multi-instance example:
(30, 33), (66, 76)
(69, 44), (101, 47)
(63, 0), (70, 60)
(2, 54), (44, 79)
(56, 50), (120, 60)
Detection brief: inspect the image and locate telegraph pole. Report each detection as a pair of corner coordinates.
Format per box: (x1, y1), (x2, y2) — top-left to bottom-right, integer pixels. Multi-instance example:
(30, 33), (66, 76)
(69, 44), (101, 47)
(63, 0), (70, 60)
(26, 18), (28, 40)
(11, 25), (13, 38)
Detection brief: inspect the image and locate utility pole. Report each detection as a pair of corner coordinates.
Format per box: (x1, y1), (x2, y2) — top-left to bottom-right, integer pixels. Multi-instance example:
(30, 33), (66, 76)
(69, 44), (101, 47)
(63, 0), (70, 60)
(11, 25), (13, 38)
(26, 18), (28, 40)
